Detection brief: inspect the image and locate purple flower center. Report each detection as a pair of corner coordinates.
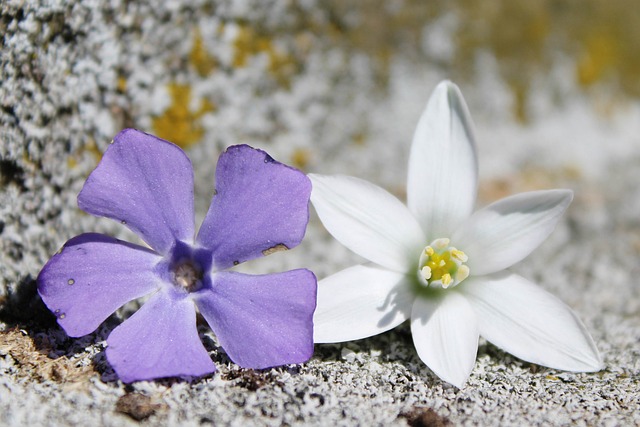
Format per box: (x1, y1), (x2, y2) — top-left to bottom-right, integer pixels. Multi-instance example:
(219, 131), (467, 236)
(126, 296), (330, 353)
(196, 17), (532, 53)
(156, 240), (213, 294)
(172, 260), (203, 292)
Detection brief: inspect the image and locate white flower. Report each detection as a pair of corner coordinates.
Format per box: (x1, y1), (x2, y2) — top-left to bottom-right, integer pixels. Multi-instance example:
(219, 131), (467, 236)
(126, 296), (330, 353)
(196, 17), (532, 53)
(310, 81), (603, 388)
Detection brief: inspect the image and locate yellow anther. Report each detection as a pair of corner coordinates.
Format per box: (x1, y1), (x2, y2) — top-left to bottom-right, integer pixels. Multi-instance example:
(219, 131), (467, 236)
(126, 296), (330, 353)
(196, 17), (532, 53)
(457, 265), (470, 282)
(441, 273), (452, 287)
(418, 238), (470, 289)
(451, 249), (468, 263)
(433, 238), (450, 250)
(420, 266), (432, 281)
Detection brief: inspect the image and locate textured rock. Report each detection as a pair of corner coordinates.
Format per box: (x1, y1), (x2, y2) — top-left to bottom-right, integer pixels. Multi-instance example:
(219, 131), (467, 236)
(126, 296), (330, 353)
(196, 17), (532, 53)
(1, 1), (639, 426)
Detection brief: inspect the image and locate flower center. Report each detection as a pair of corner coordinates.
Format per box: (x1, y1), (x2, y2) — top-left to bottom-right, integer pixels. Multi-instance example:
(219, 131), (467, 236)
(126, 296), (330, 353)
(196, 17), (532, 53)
(418, 238), (470, 289)
(172, 261), (203, 292)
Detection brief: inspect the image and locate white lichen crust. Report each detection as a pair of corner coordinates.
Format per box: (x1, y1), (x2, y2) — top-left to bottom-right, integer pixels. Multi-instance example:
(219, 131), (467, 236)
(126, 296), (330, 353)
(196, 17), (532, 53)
(1, 0), (639, 426)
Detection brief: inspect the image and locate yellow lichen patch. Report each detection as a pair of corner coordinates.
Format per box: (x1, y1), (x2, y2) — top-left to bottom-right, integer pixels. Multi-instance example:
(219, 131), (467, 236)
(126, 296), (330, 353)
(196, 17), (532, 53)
(117, 76), (127, 93)
(232, 25), (253, 68)
(573, 0), (640, 97)
(453, 0), (551, 122)
(352, 132), (367, 146)
(577, 33), (619, 87)
(319, 1), (439, 85)
(85, 139), (102, 160)
(509, 80), (530, 125)
(569, 1), (640, 97)
(152, 83), (216, 149)
(189, 28), (217, 77)
(267, 48), (299, 88)
(232, 25), (299, 87)
(291, 148), (311, 170)
(67, 138), (103, 169)
(313, 1), (640, 119)
(450, 0), (640, 116)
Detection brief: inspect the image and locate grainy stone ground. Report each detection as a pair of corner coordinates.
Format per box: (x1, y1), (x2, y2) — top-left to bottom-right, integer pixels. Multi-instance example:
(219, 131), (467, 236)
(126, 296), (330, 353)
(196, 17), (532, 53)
(1, 1), (639, 426)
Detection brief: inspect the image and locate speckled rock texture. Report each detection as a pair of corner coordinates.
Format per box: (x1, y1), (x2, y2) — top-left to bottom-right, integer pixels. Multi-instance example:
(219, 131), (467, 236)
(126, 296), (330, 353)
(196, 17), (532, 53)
(1, 1), (639, 426)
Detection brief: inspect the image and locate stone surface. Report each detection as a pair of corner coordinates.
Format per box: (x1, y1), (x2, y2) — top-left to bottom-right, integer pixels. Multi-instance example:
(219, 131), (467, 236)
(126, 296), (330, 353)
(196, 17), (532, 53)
(1, 1), (639, 426)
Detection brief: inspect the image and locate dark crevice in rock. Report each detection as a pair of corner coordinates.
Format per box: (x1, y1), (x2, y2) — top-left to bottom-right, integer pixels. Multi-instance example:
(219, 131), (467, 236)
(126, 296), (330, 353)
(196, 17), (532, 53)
(0, 158), (26, 190)
(0, 275), (57, 331)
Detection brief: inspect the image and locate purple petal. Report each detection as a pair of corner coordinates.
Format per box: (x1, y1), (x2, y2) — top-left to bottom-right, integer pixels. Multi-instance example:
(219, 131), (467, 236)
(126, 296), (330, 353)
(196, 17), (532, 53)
(196, 145), (311, 270)
(106, 290), (216, 383)
(193, 269), (317, 369)
(78, 129), (195, 254)
(37, 233), (162, 337)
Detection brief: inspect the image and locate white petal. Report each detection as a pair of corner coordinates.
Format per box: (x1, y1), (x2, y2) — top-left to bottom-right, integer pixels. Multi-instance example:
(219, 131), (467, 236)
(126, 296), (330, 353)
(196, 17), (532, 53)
(411, 292), (479, 388)
(407, 81), (478, 239)
(462, 273), (603, 372)
(453, 189), (573, 275)
(314, 264), (415, 343)
(310, 174), (425, 272)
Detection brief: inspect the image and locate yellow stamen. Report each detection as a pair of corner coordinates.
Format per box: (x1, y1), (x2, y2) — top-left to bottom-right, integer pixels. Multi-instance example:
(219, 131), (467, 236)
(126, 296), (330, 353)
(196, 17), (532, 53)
(441, 273), (452, 287)
(451, 249), (468, 263)
(418, 238), (470, 289)
(457, 265), (470, 282)
(433, 238), (450, 250)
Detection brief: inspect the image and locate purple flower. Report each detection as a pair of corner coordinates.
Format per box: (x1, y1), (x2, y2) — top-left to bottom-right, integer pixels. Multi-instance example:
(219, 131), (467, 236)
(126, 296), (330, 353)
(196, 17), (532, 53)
(37, 129), (317, 383)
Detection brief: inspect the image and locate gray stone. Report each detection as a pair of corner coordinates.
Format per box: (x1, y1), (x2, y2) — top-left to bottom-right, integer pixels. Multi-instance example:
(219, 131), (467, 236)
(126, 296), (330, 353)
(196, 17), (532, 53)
(1, 1), (639, 426)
